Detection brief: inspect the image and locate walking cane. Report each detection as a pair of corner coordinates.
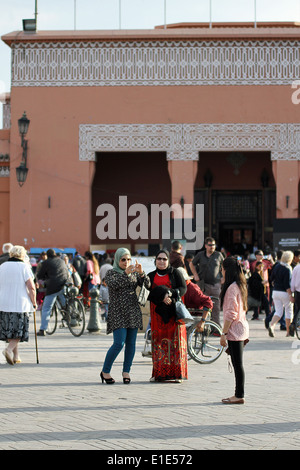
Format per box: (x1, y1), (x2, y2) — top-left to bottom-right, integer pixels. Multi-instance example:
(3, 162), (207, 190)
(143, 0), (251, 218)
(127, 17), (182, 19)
(33, 309), (39, 364)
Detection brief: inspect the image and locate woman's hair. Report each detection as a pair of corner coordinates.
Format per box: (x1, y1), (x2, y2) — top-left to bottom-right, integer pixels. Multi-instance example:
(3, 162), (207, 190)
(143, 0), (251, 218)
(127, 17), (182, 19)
(220, 256), (248, 310)
(281, 250), (294, 265)
(255, 261), (263, 271)
(85, 250), (99, 275)
(9, 245), (26, 260)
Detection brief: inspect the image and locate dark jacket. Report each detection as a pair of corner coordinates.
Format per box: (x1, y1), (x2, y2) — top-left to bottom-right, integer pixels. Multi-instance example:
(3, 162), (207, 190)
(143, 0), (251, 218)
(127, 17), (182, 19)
(270, 263), (291, 292)
(37, 256), (69, 295)
(0, 253), (9, 266)
(148, 267), (187, 323)
(72, 255), (87, 278)
(169, 250), (185, 268)
(248, 272), (264, 301)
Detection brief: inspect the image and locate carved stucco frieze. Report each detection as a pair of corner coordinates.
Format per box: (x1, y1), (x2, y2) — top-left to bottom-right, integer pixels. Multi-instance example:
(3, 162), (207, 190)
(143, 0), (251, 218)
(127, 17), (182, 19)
(11, 40), (300, 87)
(79, 123), (300, 161)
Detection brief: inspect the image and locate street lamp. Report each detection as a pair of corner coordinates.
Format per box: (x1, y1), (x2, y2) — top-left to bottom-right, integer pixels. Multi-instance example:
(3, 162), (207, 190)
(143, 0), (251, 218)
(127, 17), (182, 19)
(16, 112), (30, 187)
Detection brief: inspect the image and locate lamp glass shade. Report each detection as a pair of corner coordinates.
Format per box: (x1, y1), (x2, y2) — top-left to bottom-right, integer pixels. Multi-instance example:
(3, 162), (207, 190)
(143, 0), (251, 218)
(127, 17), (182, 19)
(22, 19), (37, 32)
(16, 164), (28, 186)
(18, 112), (30, 136)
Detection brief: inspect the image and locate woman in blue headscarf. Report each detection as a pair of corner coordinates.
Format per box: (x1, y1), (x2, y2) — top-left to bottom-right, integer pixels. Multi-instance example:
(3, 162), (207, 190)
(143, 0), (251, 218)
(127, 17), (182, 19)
(100, 248), (150, 384)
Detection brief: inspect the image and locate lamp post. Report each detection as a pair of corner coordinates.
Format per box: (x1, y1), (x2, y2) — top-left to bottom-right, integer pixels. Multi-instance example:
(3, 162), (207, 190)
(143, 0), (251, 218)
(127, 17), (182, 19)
(16, 112), (30, 187)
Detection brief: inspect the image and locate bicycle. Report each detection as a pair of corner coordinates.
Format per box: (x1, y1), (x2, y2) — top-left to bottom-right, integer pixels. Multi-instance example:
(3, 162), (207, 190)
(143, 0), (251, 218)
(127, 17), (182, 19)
(46, 284), (86, 337)
(186, 309), (224, 364)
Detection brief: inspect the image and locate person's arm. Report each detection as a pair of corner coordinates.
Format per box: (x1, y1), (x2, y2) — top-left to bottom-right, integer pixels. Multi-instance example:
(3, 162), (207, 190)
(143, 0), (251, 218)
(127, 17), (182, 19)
(26, 277), (37, 309)
(220, 319), (232, 347)
(189, 261), (199, 281)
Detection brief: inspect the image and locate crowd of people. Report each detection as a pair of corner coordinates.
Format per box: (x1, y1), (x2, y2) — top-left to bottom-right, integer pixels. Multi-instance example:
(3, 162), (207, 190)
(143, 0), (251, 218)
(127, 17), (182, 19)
(0, 238), (299, 405)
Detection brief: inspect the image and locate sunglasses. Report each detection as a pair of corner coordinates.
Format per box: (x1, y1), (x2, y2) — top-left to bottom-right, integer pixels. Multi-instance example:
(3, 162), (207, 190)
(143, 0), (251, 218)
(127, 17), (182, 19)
(156, 257), (168, 261)
(207, 244), (216, 247)
(120, 257), (131, 262)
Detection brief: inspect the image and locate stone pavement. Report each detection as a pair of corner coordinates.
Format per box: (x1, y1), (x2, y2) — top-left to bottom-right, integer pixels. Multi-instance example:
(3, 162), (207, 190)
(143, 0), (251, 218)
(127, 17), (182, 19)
(0, 311), (299, 452)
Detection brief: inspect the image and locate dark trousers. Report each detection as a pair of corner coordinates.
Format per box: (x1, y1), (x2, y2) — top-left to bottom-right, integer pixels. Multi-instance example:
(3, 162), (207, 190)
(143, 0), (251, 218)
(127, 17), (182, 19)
(228, 340), (245, 399)
(292, 291), (300, 326)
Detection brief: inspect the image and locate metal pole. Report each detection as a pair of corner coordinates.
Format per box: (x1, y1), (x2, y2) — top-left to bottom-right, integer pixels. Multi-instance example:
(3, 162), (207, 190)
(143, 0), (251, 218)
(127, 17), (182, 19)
(119, 0), (121, 29)
(33, 309), (39, 364)
(164, 0), (167, 29)
(209, 0), (212, 28)
(35, 0), (38, 29)
(254, 0), (257, 28)
(74, 0), (77, 30)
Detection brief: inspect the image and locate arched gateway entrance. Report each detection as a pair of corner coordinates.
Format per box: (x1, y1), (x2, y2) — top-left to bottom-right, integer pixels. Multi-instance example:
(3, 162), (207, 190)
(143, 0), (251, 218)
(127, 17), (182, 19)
(79, 123), (292, 252)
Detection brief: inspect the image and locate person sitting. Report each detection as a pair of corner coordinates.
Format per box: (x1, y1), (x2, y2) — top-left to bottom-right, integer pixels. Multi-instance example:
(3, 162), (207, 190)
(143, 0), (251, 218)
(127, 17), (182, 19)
(177, 267), (213, 331)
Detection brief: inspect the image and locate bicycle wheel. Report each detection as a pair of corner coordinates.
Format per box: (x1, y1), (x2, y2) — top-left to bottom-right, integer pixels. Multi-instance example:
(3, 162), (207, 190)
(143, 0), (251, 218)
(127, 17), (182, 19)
(187, 320), (224, 364)
(46, 302), (58, 335)
(295, 311), (300, 340)
(66, 298), (86, 337)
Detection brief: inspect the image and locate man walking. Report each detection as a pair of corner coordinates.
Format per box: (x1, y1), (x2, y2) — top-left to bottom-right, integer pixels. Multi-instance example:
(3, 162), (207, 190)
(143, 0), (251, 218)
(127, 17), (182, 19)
(189, 237), (223, 325)
(36, 249), (69, 336)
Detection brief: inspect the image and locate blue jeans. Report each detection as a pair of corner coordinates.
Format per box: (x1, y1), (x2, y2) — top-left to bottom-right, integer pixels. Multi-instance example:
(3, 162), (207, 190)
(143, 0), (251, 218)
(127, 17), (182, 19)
(40, 288), (66, 331)
(102, 328), (138, 374)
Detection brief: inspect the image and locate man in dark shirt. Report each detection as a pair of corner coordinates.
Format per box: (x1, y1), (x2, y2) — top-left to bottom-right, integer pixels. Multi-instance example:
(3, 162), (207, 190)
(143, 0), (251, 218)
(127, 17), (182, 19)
(189, 237), (223, 325)
(36, 249), (69, 336)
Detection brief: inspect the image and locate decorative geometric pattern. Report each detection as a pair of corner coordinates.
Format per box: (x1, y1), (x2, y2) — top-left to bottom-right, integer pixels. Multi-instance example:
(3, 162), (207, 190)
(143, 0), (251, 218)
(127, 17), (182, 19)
(0, 155), (10, 177)
(216, 194), (258, 220)
(2, 104), (11, 129)
(11, 39), (300, 87)
(79, 123), (300, 161)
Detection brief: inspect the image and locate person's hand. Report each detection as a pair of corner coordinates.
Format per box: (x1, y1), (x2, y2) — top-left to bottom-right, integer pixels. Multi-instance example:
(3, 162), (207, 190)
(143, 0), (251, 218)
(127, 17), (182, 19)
(220, 334), (227, 347)
(196, 321), (204, 333)
(133, 260), (143, 274)
(163, 293), (172, 305)
(194, 274), (199, 282)
(125, 264), (135, 275)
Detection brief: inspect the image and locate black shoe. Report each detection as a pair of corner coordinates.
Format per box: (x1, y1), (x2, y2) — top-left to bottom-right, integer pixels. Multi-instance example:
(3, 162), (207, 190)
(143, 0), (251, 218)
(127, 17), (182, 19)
(37, 330), (46, 336)
(289, 324), (295, 337)
(100, 371), (115, 384)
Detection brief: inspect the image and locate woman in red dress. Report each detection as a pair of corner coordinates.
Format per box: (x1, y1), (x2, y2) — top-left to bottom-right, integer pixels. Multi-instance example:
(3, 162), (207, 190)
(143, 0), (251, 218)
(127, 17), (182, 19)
(148, 250), (187, 383)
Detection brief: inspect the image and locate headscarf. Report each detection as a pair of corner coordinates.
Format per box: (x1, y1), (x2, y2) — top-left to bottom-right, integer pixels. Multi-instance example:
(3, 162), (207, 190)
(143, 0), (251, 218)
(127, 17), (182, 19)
(155, 249), (172, 275)
(113, 247), (131, 274)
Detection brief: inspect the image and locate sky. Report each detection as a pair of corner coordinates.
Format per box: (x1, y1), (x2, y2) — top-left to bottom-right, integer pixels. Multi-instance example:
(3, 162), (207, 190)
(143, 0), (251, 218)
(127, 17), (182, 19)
(1, 0), (300, 124)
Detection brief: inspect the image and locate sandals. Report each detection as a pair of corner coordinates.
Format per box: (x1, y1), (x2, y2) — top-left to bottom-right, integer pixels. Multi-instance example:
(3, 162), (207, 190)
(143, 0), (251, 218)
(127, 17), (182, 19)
(122, 373), (131, 384)
(2, 349), (14, 366)
(222, 397), (245, 404)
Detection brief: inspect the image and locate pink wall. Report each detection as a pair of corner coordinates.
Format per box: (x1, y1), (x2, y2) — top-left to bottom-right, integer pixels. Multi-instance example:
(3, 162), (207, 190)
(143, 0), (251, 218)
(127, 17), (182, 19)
(8, 81), (299, 251)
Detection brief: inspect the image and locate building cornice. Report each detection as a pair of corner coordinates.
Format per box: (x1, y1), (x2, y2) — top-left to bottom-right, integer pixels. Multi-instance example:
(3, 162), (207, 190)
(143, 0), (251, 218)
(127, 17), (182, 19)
(3, 22), (300, 46)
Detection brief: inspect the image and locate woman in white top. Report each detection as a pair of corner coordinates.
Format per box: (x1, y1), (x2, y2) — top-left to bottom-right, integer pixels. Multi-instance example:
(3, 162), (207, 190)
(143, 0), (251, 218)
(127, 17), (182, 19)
(0, 245), (36, 365)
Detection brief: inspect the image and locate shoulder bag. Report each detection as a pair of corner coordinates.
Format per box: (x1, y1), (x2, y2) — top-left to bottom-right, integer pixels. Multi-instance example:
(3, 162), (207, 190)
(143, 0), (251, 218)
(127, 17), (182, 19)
(175, 290), (194, 323)
(138, 282), (150, 307)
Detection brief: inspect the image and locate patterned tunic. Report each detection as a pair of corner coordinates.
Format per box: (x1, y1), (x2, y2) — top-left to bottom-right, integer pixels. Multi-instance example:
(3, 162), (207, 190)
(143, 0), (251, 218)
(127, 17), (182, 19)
(150, 273), (188, 381)
(104, 269), (150, 335)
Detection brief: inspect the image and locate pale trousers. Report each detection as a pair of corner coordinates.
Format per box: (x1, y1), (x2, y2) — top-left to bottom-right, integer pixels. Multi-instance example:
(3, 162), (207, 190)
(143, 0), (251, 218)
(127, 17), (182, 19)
(272, 290), (293, 320)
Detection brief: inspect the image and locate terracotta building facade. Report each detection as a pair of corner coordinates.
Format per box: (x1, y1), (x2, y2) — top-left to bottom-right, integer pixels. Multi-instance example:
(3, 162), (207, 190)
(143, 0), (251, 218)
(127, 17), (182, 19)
(1, 22), (300, 255)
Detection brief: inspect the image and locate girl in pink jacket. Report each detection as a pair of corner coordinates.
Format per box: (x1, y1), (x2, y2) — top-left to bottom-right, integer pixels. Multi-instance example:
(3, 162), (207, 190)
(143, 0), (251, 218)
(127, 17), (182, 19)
(220, 257), (249, 404)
